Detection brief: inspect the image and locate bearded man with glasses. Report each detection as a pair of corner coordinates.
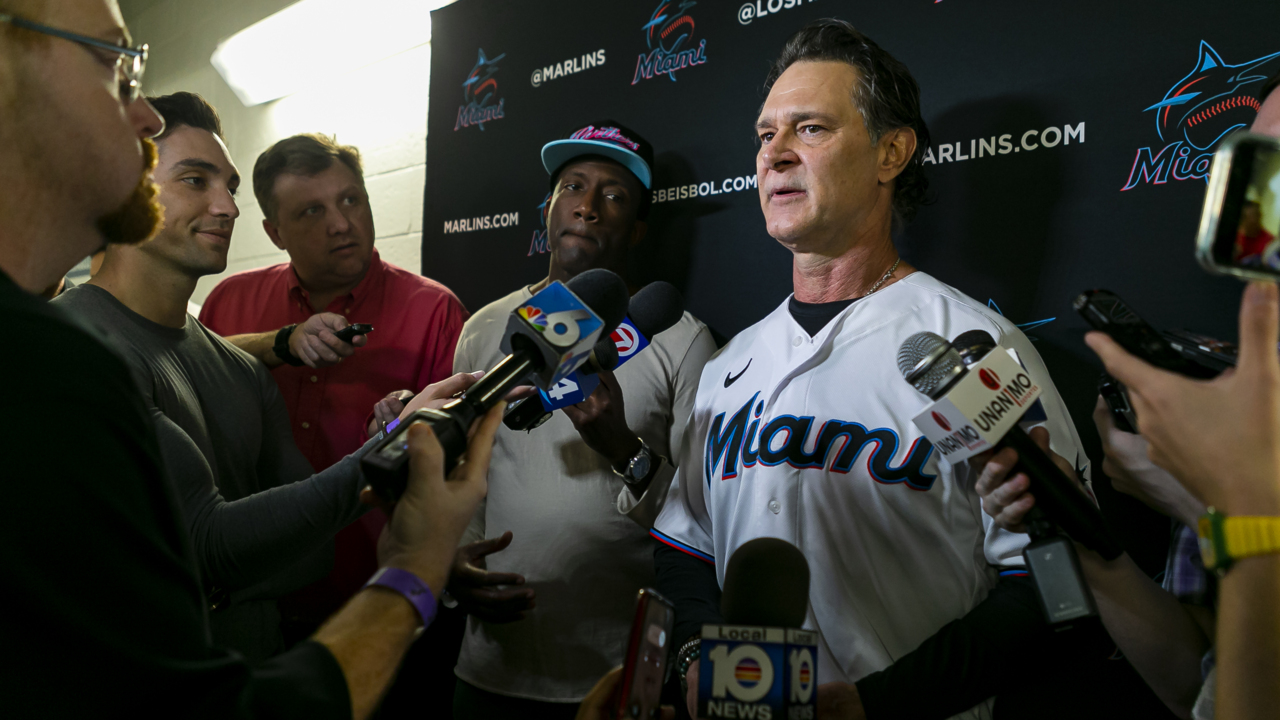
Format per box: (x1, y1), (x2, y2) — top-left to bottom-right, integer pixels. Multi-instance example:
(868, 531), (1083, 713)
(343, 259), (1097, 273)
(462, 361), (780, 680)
(0, 2), (503, 718)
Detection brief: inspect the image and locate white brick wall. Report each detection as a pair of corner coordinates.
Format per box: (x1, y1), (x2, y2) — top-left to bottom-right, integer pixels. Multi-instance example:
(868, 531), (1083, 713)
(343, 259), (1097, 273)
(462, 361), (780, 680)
(120, 0), (434, 304)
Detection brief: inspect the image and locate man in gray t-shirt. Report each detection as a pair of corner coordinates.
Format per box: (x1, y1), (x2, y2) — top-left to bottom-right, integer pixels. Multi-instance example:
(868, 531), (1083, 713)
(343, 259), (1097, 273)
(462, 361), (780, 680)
(54, 93), (371, 660)
(446, 121), (716, 717)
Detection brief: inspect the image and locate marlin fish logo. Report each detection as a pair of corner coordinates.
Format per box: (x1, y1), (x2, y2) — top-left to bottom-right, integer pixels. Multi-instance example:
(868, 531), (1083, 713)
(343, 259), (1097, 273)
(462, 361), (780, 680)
(456, 48), (508, 132)
(1145, 41), (1280, 151)
(463, 48), (506, 104)
(642, 0), (698, 54)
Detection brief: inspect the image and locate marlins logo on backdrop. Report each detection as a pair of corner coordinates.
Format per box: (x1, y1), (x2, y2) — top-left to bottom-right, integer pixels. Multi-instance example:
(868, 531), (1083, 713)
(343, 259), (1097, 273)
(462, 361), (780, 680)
(633, 0), (708, 85)
(456, 48), (507, 131)
(705, 393), (937, 491)
(1122, 41), (1280, 190)
(527, 193), (551, 256)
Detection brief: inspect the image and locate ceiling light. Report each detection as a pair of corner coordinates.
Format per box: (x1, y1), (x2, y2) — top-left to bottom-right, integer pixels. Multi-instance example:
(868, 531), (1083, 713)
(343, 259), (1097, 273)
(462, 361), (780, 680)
(211, 0), (454, 106)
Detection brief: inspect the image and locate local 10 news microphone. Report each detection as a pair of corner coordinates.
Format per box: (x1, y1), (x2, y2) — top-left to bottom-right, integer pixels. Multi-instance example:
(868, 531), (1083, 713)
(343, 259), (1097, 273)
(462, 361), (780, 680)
(503, 280), (686, 431)
(697, 538), (818, 720)
(361, 268), (629, 502)
(896, 330), (1122, 626)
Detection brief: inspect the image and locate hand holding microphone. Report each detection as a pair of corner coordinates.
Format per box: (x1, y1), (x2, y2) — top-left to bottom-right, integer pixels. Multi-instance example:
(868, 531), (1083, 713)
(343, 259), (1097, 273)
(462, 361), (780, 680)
(362, 269), (629, 502)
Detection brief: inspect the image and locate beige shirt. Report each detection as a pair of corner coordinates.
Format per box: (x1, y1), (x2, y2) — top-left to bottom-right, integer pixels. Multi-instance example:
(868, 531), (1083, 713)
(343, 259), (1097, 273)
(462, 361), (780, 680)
(452, 285), (716, 701)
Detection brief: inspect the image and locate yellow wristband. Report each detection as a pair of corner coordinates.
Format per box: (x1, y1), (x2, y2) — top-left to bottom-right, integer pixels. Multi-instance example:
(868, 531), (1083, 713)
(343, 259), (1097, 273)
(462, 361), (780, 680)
(1198, 508), (1280, 573)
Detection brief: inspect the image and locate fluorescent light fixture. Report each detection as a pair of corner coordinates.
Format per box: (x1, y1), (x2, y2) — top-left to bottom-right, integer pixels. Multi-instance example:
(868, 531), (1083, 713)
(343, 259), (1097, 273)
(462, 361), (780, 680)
(212, 0), (453, 106)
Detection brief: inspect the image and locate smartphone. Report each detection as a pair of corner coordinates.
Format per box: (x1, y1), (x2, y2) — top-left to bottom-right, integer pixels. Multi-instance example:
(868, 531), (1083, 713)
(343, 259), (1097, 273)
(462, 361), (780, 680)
(1196, 132), (1280, 282)
(1073, 289), (1219, 379)
(610, 588), (675, 720)
(1097, 372), (1137, 434)
(334, 323), (373, 344)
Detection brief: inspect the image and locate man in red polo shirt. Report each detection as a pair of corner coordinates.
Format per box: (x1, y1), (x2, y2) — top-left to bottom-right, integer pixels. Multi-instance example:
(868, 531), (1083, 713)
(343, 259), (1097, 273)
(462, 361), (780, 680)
(200, 133), (468, 636)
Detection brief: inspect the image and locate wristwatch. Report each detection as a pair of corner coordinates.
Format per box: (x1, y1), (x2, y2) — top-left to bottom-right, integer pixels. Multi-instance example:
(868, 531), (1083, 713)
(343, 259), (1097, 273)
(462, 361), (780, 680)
(273, 324), (306, 367)
(614, 439), (656, 485)
(1197, 506), (1280, 575)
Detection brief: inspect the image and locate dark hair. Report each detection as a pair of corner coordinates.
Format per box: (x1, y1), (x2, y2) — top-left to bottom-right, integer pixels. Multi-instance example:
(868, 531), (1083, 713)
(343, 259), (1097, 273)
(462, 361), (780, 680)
(550, 154), (652, 222)
(1261, 68), (1280, 104)
(253, 133), (364, 223)
(148, 92), (222, 141)
(764, 18), (931, 223)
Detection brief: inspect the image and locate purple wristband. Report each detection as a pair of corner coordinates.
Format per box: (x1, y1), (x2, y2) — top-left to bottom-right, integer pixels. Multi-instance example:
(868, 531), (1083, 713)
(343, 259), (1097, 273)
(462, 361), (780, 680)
(364, 567), (438, 628)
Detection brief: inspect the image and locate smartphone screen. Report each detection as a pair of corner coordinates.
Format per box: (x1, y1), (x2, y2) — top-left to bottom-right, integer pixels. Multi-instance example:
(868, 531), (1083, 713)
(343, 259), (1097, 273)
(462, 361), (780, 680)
(612, 589), (674, 720)
(1199, 133), (1280, 280)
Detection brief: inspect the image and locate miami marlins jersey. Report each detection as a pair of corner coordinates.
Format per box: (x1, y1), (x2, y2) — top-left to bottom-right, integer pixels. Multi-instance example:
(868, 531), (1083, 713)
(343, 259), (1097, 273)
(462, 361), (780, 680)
(653, 272), (1087, 716)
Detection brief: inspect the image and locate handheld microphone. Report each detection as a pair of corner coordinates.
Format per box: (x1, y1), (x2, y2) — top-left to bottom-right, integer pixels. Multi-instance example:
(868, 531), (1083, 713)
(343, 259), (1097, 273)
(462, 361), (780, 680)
(362, 269), (629, 501)
(898, 331), (1107, 625)
(504, 281), (686, 431)
(897, 331), (1120, 560)
(698, 538), (817, 719)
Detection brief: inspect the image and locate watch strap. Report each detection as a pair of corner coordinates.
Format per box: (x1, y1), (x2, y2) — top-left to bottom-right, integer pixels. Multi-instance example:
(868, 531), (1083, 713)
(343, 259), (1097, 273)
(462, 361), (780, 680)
(273, 324), (306, 367)
(364, 567), (438, 629)
(1198, 508), (1280, 573)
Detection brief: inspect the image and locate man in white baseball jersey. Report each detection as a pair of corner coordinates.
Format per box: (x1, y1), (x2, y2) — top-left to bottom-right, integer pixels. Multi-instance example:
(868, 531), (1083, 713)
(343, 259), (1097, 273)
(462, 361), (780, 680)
(654, 20), (1093, 720)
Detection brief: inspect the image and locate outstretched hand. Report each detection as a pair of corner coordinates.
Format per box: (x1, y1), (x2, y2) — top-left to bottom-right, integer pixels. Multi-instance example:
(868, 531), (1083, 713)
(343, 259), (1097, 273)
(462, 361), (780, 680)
(1086, 282), (1280, 515)
(448, 531), (536, 623)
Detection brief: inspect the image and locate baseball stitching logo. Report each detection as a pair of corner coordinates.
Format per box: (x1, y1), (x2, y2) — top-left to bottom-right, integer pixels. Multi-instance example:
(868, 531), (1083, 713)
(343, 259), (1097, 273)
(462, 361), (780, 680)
(455, 48), (507, 131)
(633, 0), (708, 85)
(1122, 41), (1280, 190)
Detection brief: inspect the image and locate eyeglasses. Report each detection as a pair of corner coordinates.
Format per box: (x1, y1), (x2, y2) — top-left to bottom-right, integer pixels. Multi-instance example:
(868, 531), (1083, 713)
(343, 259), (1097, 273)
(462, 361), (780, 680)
(0, 13), (148, 104)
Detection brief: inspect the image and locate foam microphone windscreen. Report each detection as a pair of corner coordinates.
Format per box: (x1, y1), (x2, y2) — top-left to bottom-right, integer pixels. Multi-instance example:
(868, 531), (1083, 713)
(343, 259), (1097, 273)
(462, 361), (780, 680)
(588, 337), (620, 373)
(566, 268), (630, 335)
(720, 537), (810, 629)
(628, 281), (685, 338)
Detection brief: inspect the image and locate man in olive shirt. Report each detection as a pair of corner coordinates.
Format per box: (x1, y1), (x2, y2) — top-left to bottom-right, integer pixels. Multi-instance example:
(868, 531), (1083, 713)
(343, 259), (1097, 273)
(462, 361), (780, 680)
(448, 121), (716, 718)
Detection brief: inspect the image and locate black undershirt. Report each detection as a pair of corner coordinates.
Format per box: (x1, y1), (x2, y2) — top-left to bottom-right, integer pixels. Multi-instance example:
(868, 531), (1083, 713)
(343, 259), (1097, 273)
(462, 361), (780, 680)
(788, 296), (859, 337)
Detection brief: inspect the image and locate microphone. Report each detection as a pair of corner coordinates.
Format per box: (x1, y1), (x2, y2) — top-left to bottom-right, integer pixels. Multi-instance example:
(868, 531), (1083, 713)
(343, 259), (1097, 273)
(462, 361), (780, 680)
(362, 269), (629, 501)
(503, 281), (686, 431)
(897, 330), (1120, 559)
(898, 331), (1108, 625)
(720, 537), (810, 628)
(698, 538), (817, 719)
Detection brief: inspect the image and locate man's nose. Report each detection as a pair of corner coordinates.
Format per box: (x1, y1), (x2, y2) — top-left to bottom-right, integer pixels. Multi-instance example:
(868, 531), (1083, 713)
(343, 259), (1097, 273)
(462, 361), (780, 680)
(133, 97), (164, 139)
(759, 131), (798, 172)
(574, 192), (599, 221)
(328, 205), (352, 234)
(209, 188), (239, 219)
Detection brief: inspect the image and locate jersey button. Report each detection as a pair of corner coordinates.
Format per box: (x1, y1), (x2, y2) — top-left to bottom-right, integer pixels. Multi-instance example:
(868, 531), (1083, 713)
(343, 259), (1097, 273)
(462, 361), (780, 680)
(310, 375), (318, 383)
(769, 500), (781, 514)
(301, 422), (311, 429)
(792, 336), (803, 347)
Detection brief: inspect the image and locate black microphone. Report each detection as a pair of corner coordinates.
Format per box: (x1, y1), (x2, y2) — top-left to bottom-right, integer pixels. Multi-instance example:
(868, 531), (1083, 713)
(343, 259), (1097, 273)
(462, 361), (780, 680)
(503, 281), (686, 431)
(698, 538), (817, 717)
(720, 537), (810, 628)
(582, 280), (685, 375)
(363, 268), (629, 501)
(897, 331), (1120, 560)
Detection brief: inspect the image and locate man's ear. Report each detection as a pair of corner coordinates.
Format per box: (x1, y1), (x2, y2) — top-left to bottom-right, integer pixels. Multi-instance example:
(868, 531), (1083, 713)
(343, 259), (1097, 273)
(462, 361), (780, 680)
(630, 219), (648, 247)
(263, 219), (286, 251)
(877, 127), (918, 184)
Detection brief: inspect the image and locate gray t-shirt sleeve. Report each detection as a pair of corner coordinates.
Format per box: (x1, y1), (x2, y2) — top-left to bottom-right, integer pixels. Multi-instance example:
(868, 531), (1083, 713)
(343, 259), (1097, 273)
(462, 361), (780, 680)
(153, 405), (375, 591)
